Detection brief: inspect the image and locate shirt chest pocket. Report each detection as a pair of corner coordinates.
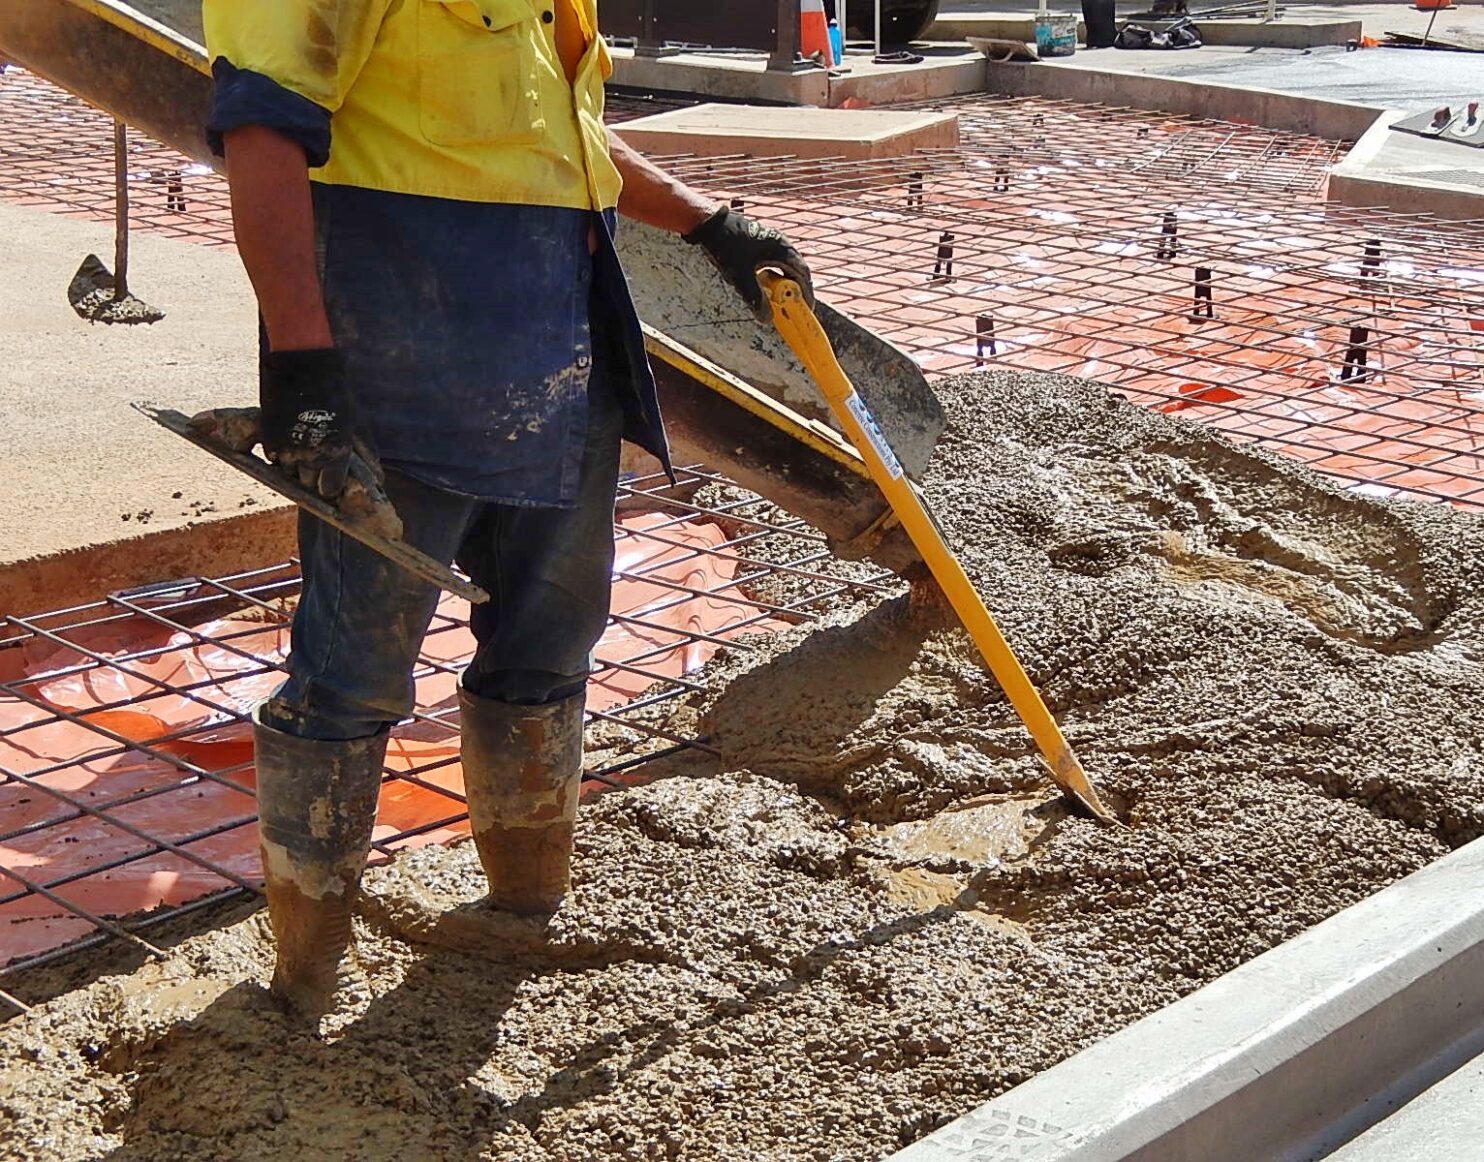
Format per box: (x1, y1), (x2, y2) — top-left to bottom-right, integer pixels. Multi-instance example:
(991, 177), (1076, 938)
(417, 0), (543, 146)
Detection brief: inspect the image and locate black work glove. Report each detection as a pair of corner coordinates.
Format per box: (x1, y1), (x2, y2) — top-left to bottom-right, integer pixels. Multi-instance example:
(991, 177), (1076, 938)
(683, 206), (815, 323)
(259, 347), (357, 499)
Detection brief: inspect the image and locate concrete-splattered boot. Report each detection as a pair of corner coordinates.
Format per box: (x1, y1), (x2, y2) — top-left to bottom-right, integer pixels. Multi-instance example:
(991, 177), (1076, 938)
(252, 712), (386, 1014)
(457, 688), (584, 915)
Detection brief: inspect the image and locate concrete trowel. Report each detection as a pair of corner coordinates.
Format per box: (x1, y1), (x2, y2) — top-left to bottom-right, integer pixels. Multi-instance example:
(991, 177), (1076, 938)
(135, 403), (489, 604)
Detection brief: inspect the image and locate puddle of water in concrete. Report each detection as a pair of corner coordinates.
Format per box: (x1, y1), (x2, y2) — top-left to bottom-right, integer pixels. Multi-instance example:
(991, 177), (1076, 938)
(878, 795), (1049, 866)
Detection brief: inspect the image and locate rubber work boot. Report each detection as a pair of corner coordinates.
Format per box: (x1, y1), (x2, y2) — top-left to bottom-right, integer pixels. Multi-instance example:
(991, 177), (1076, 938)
(253, 711), (386, 1014)
(458, 688), (584, 915)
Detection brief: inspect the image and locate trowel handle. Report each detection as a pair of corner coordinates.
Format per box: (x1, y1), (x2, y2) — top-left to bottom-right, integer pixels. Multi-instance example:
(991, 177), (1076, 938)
(759, 271), (1116, 824)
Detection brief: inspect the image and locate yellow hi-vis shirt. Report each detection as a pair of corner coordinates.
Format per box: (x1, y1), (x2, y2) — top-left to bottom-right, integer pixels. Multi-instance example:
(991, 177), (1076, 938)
(202, 0), (623, 212)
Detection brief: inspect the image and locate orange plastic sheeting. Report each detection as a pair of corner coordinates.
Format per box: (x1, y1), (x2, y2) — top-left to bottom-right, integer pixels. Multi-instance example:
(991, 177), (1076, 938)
(777, 197), (1484, 504)
(0, 514), (789, 963)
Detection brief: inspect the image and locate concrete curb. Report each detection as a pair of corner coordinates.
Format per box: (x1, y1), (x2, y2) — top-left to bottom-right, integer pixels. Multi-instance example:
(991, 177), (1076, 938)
(0, 507), (295, 620)
(610, 49), (829, 107)
(890, 836), (1484, 1161)
(1329, 110), (1484, 222)
(829, 58), (990, 108)
(981, 60), (1382, 140)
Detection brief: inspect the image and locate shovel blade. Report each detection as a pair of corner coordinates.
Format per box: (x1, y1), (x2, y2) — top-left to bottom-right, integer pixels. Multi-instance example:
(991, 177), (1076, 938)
(68, 254), (164, 325)
(617, 222), (945, 479)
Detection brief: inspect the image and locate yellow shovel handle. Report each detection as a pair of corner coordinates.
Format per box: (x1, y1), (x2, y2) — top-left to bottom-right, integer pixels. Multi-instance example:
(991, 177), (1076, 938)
(761, 272), (1116, 823)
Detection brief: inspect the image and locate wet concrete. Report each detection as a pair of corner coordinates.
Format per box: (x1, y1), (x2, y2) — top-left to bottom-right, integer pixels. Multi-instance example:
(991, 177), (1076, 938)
(2, 371), (1483, 1161)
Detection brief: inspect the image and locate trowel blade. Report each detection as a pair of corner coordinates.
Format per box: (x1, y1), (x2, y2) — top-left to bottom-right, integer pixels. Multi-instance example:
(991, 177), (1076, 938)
(1040, 756), (1121, 826)
(135, 403), (490, 605)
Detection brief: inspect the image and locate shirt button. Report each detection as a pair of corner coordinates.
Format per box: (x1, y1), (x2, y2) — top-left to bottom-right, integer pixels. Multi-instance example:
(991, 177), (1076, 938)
(576, 354), (592, 369)
(542, 9), (554, 22)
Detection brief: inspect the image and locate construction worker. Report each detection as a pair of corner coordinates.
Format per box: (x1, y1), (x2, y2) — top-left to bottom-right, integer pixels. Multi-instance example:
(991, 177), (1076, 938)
(202, 0), (813, 1013)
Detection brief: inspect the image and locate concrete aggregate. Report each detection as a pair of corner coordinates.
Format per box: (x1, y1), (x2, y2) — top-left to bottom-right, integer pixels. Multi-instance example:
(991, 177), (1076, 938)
(2, 372), (1481, 1161)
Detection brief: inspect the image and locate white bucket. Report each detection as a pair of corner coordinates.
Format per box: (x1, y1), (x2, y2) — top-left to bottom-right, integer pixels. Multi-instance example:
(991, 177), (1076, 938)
(1034, 13), (1078, 56)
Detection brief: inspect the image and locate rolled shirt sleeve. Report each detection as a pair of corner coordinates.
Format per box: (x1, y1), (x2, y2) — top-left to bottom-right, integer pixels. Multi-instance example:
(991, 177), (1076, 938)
(205, 60), (333, 165)
(202, 0), (392, 165)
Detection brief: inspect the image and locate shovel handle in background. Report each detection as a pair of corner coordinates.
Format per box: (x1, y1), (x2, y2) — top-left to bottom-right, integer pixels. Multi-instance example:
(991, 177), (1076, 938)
(759, 271), (1119, 825)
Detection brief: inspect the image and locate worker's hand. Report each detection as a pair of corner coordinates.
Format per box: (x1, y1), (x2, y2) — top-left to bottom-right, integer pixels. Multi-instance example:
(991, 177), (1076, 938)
(684, 206), (814, 323)
(259, 347), (360, 500)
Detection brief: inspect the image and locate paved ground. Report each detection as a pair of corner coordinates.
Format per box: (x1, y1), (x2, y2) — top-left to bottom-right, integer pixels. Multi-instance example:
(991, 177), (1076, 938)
(1329, 1047), (1484, 1160)
(938, 1), (1484, 107)
(0, 200), (284, 607)
(942, 0), (1480, 31)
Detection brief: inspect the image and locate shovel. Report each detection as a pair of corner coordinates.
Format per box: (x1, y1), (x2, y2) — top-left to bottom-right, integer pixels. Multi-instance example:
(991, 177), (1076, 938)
(68, 121), (164, 326)
(760, 270), (1119, 825)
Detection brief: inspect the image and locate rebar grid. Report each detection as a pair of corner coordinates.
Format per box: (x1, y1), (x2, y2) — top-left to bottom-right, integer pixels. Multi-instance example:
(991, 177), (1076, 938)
(653, 100), (1484, 507)
(10, 68), (1479, 507)
(0, 67), (235, 245)
(0, 468), (891, 1006)
(0, 68), (691, 248)
(892, 93), (1351, 197)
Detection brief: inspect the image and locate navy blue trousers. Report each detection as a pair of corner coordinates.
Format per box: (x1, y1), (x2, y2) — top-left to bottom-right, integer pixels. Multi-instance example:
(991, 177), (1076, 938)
(261, 361), (624, 742)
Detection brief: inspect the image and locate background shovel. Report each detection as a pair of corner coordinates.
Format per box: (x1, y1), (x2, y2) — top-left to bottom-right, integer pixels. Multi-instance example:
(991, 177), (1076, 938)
(67, 120), (164, 326)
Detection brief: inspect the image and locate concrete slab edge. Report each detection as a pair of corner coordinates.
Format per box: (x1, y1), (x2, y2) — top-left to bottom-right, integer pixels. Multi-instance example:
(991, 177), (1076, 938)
(0, 506), (295, 620)
(1329, 171), (1484, 222)
(610, 48), (1379, 139)
(982, 60), (1382, 140)
(889, 835), (1484, 1162)
(610, 50), (829, 107)
(610, 50), (992, 110)
(1328, 110), (1484, 222)
(828, 59), (990, 109)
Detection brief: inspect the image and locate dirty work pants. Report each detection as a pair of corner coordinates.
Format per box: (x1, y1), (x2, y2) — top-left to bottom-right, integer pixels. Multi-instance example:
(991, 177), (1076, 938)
(260, 371), (624, 743)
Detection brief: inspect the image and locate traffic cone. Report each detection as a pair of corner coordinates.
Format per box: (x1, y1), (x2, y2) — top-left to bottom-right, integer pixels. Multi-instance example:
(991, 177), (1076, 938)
(801, 0), (835, 64)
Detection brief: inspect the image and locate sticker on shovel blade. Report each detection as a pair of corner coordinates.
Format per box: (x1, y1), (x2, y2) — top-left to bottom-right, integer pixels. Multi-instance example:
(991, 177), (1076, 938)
(844, 392), (905, 481)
